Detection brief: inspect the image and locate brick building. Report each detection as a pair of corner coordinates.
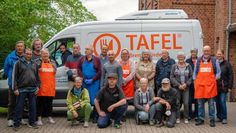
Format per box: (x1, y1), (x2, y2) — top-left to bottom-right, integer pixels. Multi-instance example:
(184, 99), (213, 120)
(139, 0), (236, 100)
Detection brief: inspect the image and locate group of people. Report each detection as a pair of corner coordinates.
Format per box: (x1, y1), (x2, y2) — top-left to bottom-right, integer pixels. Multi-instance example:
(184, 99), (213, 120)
(4, 39), (56, 131)
(3, 38), (234, 131)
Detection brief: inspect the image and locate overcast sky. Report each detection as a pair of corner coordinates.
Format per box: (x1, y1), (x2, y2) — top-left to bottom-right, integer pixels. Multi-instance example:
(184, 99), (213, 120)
(81, 0), (138, 21)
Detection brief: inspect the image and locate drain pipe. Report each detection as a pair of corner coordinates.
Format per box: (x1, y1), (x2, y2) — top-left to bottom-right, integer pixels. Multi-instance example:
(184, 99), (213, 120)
(226, 0), (232, 60)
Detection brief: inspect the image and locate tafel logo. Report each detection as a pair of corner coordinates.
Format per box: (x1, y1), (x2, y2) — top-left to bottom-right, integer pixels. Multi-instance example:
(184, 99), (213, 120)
(93, 33), (121, 57)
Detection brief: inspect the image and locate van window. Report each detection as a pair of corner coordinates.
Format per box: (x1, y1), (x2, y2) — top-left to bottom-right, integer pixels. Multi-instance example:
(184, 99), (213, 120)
(47, 38), (75, 67)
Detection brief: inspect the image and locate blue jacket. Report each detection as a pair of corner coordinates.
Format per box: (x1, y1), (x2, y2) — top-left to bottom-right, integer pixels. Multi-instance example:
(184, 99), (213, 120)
(4, 50), (23, 88)
(155, 57), (175, 87)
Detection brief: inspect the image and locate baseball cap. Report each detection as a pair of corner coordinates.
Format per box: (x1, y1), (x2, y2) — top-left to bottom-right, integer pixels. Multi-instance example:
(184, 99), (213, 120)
(161, 78), (170, 84)
(107, 73), (118, 79)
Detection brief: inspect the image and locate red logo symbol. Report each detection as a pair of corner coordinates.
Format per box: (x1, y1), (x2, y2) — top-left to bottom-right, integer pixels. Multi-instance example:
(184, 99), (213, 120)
(93, 33), (121, 58)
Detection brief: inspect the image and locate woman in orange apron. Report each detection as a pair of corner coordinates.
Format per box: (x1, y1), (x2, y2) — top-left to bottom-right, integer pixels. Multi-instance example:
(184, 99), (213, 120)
(36, 49), (56, 126)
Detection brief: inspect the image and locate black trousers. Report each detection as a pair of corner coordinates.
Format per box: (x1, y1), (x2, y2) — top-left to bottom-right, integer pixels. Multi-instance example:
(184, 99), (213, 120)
(36, 96), (53, 117)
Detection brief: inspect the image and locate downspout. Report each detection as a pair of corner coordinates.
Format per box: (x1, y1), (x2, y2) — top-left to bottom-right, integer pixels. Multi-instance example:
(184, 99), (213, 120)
(226, 0), (232, 60)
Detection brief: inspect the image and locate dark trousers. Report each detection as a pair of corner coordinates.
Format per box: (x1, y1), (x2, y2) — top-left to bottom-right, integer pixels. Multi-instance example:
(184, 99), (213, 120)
(14, 92), (36, 127)
(8, 89), (16, 120)
(97, 104), (127, 128)
(37, 96), (53, 117)
(189, 85), (198, 119)
(92, 106), (99, 121)
(156, 103), (176, 127)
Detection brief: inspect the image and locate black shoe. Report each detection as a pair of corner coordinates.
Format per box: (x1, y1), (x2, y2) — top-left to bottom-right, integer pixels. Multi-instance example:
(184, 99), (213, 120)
(28, 124), (39, 129)
(92, 118), (97, 123)
(156, 122), (164, 128)
(195, 120), (204, 126)
(121, 117), (126, 122)
(13, 126), (20, 132)
(210, 120), (216, 127)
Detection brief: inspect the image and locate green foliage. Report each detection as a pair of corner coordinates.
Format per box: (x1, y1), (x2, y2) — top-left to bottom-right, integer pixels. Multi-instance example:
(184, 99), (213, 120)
(0, 0), (96, 69)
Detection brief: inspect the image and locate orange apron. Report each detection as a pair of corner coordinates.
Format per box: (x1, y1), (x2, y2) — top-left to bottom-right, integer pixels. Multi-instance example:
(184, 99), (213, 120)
(120, 60), (135, 98)
(38, 62), (56, 97)
(194, 60), (217, 99)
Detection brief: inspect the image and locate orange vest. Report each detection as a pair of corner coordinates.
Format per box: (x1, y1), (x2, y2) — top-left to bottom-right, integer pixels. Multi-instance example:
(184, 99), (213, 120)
(120, 60), (135, 98)
(194, 60), (217, 99)
(38, 62), (56, 97)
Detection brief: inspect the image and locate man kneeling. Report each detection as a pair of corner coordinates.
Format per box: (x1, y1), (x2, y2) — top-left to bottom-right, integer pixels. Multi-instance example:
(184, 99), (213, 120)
(134, 78), (156, 125)
(66, 77), (92, 128)
(154, 78), (178, 128)
(95, 73), (127, 129)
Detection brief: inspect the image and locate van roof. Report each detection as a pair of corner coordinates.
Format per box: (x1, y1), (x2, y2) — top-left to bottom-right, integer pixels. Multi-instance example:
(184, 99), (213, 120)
(116, 9), (188, 20)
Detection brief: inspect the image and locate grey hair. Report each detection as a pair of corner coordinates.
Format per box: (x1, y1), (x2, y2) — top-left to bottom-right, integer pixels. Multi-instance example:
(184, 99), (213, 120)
(190, 48), (198, 53)
(177, 51), (185, 56)
(140, 78), (148, 83)
(40, 48), (49, 55)
(75, 77), (83, 82)
(140, 50), (152, 62)
(161, 49), (169, 55)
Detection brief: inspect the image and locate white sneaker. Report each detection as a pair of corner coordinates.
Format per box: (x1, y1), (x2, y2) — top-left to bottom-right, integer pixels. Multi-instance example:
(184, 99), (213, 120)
(37, 120), (43, 126)
(176, 119), (180, 124)
(8, 119), (14, 127)
(48, 117), (55, 124)
(84, 121), (89, 128)
(184, 119), (189, 124)
(21, 119), (28, 125)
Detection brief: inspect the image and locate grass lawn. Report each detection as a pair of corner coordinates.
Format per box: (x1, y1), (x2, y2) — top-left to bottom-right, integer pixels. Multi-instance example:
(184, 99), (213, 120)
(0, 107), (7, 113)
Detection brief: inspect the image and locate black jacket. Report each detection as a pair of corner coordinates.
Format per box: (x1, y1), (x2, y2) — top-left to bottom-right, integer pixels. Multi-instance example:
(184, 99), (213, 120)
(186, 57), (197, 71)
(155, 57), (175, 87)
(157, 88), (178, 111)
(61, 50), (72, 66)
(13, 58), (40, 90)
(217, 59), (234, 93)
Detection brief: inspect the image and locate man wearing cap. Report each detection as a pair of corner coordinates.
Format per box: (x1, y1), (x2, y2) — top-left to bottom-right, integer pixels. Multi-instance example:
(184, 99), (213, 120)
(94, 73), (127, 129)
(193, 45), (221, 127)
(153, 78), (178, 128)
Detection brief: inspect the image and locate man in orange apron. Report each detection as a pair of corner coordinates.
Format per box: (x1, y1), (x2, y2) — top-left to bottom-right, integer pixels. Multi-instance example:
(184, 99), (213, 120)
(193, 45), (221, 127)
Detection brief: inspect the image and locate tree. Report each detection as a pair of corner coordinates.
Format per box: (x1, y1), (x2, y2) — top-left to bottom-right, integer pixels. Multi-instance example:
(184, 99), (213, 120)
(0, 0), (96, 69)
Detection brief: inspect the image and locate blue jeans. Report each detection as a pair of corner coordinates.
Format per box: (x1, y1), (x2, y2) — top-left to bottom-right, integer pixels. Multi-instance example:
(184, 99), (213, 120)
(136, 104), (156, 121)
(97, 104), (127, 128)
(14, 92), (36, 127)
(197, 98), (215, 121)
(215, 92), (227, 120)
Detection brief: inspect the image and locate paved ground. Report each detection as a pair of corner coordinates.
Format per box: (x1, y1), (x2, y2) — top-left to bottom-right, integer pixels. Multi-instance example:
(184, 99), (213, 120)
(0, 103), (236, 133)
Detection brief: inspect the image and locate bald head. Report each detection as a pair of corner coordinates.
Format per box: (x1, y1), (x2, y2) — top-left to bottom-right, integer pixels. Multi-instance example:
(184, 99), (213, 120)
(140, 78), (148, 84)
(108, 50), (115, 62)
(140, 78), (148, 92)
(85, 45), (93, 56)
(203, 45), (211, 58)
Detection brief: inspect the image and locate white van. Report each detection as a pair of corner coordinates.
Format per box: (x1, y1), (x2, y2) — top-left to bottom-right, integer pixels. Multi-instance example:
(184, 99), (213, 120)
(0, 9), (203, 107)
